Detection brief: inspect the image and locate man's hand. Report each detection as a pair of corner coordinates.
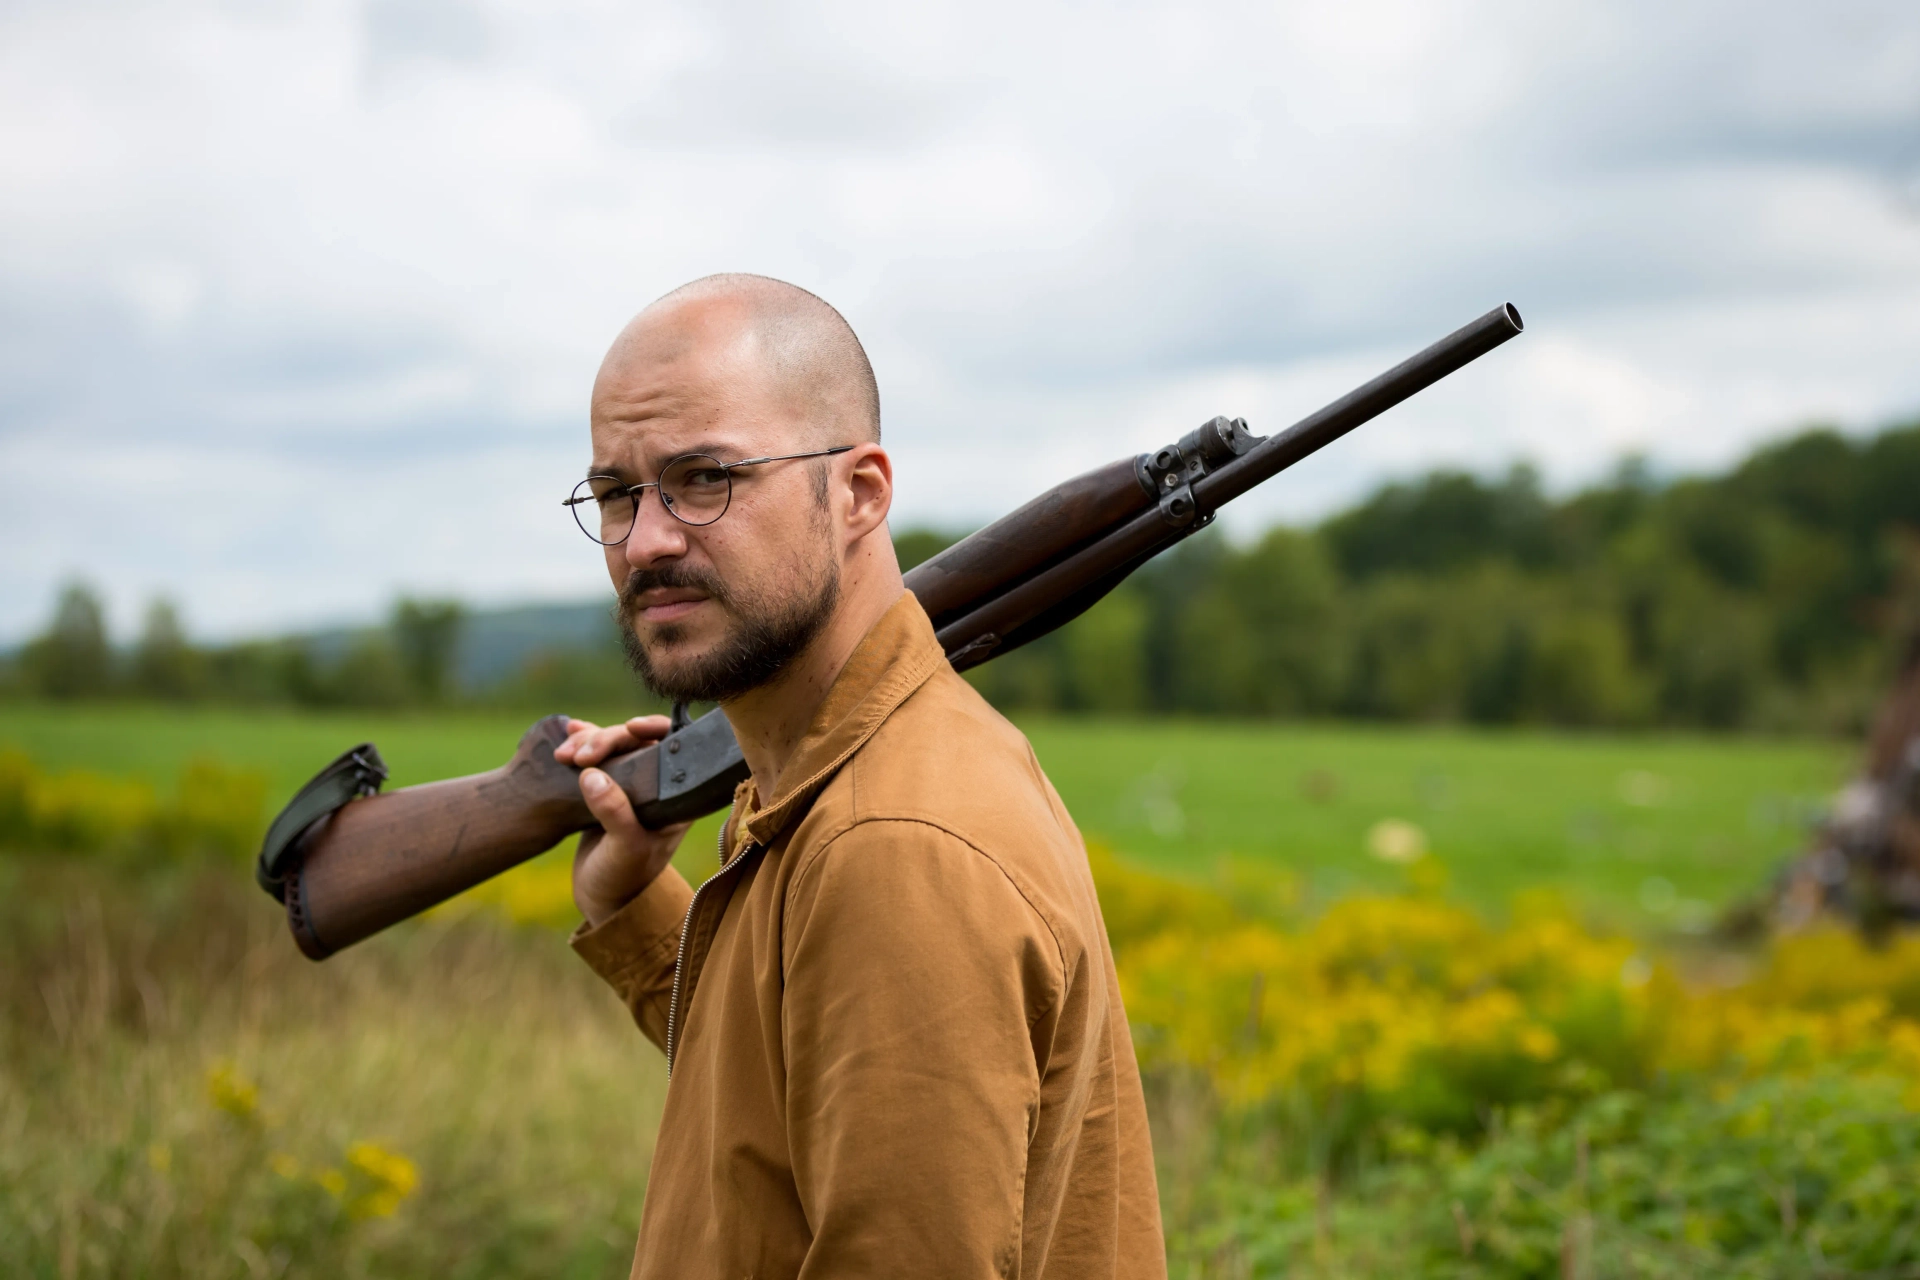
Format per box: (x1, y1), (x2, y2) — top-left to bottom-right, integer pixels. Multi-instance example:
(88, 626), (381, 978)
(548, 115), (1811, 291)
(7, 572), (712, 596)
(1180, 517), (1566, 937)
(555, 715), (692, 928)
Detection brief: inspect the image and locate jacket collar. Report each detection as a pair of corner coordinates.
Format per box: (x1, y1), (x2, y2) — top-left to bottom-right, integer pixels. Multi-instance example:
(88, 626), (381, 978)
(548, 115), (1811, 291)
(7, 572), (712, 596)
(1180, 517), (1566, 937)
(738, 591), (946, 848)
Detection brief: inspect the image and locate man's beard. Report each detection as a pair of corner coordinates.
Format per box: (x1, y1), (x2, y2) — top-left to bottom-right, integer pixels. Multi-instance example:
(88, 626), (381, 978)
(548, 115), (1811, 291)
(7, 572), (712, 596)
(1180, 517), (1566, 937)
(615, 557), (840, 705)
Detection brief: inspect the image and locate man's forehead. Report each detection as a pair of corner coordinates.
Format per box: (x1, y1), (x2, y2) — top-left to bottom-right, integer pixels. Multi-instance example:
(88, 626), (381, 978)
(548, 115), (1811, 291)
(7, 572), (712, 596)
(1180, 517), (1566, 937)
(589, 372), (797, 478)
(588, 411), (764, 478)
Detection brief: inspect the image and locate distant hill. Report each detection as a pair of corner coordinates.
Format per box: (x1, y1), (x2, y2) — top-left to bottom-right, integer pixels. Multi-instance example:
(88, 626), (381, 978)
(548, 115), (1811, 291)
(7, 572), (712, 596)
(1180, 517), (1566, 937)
(301, 598), (619, 693)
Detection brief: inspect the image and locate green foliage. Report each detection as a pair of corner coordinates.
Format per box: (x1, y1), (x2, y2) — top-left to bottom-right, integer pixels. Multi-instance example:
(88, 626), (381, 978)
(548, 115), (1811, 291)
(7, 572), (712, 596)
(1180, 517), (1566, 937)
(0, 747), (266, 862)
(1112, 855), (1920, 1277)
(1167, 1074), (1920, 1278)
(18, 581), (115, 698)
(969, 590), (1152, 713)
(391, 598), (465, 704)
(1323, 464), (1562, 580)
(893, 527), (959, 573)
(132, 599), (206, 700)
(987, 420), (1920, 730)
(490, 647), (661, 716)
(1172, 528), (1342, 716)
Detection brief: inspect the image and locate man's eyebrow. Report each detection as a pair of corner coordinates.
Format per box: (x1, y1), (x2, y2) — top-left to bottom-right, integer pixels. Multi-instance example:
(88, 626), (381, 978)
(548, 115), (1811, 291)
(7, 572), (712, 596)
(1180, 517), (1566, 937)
(675, 439), (749, 461)
(584, 441), (756, 485)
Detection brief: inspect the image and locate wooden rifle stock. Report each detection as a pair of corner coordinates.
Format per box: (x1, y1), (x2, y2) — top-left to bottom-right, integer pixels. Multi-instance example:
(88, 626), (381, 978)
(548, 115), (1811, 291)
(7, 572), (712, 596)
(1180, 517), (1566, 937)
(272, 303), (1524, 959)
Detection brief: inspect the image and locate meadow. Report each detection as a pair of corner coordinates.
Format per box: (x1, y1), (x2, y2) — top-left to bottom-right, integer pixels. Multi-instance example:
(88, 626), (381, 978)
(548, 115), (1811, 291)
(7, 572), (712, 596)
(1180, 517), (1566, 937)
(11, 703), (1919, 1278)
(0, 703), (1850, 922)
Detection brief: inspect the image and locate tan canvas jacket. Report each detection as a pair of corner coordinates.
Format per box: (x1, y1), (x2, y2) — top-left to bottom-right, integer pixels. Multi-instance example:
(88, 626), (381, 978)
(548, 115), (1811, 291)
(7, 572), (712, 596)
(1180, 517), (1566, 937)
(572, 592), (1166, 1279)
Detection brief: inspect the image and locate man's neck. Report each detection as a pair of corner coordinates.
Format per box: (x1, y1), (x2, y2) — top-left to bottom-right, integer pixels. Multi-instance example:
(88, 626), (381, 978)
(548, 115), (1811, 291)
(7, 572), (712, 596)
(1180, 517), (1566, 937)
(722, 586), (904, 802)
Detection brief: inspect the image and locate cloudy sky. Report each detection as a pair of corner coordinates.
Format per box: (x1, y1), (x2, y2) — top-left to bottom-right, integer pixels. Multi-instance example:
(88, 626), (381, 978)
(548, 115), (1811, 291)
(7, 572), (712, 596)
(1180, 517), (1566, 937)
(3, 0), (1918, 643)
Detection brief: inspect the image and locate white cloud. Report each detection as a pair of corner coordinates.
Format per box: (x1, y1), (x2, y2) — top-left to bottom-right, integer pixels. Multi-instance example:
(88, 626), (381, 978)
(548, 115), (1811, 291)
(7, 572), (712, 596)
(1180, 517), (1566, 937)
(2, 0), (1918, 640)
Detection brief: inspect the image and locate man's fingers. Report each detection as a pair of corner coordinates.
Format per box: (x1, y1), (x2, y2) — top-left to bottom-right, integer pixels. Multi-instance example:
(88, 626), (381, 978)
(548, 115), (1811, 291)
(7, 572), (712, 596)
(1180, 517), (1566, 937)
(625, 714), (673, 742)
(579, 767), (645, 843)
(555, 719), (604, 764)
(559, 715), (672, 766)
(568, 724), (630, 765)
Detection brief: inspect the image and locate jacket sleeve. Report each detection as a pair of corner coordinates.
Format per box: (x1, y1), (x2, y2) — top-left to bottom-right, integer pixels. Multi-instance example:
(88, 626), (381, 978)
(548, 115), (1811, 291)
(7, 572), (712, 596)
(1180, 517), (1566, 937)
(781, 819), (1065, 1279)
(570, 865), (695, 1053)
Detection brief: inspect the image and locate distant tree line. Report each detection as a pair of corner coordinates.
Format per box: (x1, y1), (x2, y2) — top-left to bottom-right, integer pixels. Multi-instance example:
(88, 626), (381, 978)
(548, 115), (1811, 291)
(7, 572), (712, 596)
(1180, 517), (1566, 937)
(940, 421), (1920, 732)
(7, 420), (1919, 730)
(4, 593), (474, 709)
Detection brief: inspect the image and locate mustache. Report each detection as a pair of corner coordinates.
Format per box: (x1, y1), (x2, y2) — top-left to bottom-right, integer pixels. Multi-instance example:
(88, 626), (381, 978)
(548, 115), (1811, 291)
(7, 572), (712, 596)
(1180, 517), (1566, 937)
(617, 563), (733, 611)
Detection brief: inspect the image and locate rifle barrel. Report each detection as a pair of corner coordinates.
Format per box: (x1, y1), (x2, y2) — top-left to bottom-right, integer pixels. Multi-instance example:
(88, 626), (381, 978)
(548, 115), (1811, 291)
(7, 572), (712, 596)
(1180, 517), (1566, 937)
(934, 303), (1524, 667)
(1197, 303), (1523, 511)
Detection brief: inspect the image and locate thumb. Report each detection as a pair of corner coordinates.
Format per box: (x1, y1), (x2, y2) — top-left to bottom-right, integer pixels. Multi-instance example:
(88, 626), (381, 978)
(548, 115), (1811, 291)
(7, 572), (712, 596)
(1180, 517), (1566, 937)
(579, 768), (645, 845)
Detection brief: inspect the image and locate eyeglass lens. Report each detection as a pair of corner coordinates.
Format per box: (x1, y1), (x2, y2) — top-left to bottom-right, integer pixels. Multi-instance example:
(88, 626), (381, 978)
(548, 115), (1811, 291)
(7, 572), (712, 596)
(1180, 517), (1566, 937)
(570, 454), (734, 544)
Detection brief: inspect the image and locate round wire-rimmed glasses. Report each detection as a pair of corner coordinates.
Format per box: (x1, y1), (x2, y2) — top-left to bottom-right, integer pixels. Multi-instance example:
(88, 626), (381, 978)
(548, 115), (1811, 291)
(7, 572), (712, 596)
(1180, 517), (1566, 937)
(563, 446), (854, 545)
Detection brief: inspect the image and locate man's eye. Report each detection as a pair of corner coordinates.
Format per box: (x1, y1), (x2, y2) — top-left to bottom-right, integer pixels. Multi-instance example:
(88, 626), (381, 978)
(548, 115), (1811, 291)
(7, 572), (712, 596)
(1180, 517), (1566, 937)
(682, 469), (728, 487)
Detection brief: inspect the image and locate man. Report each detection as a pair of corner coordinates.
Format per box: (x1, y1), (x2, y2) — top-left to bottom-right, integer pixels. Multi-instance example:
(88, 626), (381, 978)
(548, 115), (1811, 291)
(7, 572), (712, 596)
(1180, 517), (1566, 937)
(552, 274), (1165, 1279)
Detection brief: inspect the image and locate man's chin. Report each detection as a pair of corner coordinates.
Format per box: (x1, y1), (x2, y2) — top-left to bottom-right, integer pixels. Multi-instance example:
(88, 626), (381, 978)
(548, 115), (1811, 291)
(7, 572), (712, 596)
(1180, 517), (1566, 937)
(616, 567), (837, 705)
(627, 610), (717, 652)
(630, 631), (710, 673)
(626, 623), (732, 681)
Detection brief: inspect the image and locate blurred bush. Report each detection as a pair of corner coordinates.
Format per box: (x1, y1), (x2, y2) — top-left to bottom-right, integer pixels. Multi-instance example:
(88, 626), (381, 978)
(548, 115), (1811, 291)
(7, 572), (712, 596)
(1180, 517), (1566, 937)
(1105, 851), (1920, 1274)
(1175, 1072), (1920, 1276)
(1115, 860), (1920, 1136)
(0, 747), (265, 862)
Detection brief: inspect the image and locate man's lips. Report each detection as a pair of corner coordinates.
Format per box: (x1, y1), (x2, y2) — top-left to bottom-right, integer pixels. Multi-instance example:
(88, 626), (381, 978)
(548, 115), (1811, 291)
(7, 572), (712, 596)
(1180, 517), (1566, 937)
(631, 589), (711, 624)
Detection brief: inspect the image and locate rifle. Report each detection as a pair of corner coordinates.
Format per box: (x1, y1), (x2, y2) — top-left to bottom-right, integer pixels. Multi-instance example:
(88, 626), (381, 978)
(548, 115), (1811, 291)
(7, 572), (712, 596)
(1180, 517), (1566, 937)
(256, 303), (1524, 959)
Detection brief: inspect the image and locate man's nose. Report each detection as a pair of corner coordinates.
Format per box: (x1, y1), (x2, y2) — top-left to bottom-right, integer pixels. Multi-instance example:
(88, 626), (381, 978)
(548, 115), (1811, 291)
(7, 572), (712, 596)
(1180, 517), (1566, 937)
(623, 488), (690, 567)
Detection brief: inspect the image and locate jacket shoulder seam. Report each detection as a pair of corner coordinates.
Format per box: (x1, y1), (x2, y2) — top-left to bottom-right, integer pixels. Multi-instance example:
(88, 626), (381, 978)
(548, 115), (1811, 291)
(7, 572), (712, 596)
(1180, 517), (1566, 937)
(783, 816), (1070, 1022)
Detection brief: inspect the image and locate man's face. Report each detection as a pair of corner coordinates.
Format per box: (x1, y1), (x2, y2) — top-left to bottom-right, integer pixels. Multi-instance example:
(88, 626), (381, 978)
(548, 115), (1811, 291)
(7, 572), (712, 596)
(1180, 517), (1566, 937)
(588, 303), (842, 704)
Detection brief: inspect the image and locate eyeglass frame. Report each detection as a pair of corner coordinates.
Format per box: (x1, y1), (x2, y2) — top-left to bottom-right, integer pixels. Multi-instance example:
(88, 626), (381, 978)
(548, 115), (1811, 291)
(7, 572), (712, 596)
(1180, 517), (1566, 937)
(563, 445), (857, 545)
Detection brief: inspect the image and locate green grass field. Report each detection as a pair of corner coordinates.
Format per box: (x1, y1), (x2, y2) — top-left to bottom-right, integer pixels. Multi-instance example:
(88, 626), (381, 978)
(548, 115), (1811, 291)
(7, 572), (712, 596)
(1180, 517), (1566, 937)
(0, 702), (1851, 923)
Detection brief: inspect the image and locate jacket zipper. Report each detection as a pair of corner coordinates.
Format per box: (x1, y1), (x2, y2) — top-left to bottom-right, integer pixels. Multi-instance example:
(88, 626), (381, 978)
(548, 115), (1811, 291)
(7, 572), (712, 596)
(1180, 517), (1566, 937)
(665, 820), (750, 1076)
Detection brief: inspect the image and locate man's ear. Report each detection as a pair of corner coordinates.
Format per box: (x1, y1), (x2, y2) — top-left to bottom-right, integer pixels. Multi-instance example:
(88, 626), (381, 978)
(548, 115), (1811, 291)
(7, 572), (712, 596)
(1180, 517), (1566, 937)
(841, 444), (892, 542)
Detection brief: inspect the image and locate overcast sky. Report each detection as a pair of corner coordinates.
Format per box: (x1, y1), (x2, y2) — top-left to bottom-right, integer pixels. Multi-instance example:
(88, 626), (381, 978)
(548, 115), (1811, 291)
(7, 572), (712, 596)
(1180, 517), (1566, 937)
(3, 0), (1918, 643)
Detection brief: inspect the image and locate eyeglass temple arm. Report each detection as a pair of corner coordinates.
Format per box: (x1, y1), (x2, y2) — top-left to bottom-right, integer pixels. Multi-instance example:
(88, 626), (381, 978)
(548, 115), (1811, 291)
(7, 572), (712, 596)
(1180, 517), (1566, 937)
(723, 445), (855, 470)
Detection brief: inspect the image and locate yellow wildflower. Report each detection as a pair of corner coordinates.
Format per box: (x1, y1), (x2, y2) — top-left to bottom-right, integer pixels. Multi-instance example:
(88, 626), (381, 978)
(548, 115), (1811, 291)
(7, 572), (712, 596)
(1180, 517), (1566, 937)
(205, 1063), (260, 1122)
(343, 1140), (420, 1220)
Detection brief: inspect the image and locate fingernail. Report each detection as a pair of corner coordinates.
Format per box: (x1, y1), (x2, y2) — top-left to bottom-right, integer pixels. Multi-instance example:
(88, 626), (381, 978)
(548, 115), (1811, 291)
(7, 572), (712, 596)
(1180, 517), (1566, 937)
(582, 769), (608, 793)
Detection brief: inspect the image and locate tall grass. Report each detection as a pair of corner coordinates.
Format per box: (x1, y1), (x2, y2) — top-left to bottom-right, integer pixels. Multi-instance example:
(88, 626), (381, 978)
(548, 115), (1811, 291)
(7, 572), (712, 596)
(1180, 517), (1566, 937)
(0, 862), (664, 1279)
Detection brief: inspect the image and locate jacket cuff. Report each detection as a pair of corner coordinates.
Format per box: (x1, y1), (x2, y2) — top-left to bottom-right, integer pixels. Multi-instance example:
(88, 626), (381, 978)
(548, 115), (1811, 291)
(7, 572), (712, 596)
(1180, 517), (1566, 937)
(570, 866), (694, 992)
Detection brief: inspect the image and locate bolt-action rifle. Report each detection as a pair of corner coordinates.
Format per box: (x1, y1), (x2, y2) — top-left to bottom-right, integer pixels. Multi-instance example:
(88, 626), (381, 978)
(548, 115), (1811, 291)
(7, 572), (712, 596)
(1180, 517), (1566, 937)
(256, 303), (1524, 959)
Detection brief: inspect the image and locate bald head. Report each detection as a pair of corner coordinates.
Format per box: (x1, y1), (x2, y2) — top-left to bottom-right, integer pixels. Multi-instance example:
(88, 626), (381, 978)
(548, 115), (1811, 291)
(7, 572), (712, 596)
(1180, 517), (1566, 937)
(585, 273), (902, 726)
(601, 274), (880, 447)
